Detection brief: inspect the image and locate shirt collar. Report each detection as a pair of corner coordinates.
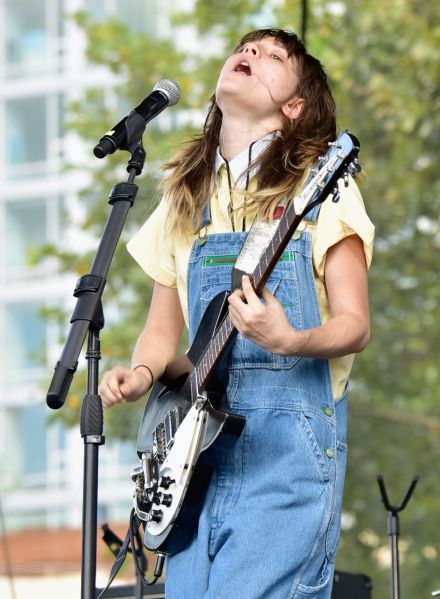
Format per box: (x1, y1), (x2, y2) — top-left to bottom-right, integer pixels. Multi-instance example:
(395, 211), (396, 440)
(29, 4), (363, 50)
(214, 131), (280, 191)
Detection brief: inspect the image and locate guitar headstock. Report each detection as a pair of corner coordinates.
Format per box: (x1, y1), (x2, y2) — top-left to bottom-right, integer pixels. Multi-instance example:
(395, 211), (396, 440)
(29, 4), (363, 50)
(294, 130), (362, 215)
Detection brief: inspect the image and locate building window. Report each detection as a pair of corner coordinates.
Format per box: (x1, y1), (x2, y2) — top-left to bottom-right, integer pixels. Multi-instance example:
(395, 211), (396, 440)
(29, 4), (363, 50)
(4, 198), (47, 272)
(116, 0), (153, 34)
(6, 96), (47, 166)
(20, 404), (48, 475)
(85, 0), (154, 34)
(4, 301), (47, 372)
(5, 0), (47, 72)
(4, 93), (65, 177)
(3, 405), (47, 478)
(3, 0), (65, 77)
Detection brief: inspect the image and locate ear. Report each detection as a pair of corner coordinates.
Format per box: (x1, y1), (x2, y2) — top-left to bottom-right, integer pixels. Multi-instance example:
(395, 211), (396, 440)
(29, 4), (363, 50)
(281, 97), (304, 120)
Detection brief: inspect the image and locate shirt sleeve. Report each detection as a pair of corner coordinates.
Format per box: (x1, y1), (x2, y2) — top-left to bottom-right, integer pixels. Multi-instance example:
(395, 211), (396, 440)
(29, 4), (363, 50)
(313, 177), (375, 280)
(126, 198), (177, 287)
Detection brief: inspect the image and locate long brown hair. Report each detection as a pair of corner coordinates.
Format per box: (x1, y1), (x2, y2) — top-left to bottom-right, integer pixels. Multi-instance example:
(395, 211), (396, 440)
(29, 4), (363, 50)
(162, 28), (337, 235)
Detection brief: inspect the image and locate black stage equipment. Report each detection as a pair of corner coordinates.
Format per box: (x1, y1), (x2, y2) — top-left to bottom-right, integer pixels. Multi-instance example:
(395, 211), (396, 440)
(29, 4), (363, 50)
(377, 475), (419, 599)
(332, 570), (373, 599)
(95, 571), (372, 598)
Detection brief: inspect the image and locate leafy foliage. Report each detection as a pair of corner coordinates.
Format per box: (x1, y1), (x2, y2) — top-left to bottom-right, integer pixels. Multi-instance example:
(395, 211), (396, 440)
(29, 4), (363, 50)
(45, 1), (439, 595)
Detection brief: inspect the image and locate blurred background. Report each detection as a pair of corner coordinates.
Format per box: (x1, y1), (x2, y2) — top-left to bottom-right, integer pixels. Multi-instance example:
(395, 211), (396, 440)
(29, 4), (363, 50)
(0, 0), (439, 597)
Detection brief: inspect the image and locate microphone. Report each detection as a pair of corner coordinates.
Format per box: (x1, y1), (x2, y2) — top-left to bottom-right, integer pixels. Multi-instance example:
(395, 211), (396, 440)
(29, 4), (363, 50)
(93, 79), (180, 158)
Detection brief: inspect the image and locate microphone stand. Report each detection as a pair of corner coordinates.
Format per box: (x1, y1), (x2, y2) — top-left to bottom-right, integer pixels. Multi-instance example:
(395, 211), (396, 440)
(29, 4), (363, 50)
(377, 475), (419, 599)
(46, 113), (147, 599)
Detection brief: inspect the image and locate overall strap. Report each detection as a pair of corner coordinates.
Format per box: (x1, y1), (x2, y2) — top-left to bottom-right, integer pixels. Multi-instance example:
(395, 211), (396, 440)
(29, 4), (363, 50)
(193, 202), (212, 245)
(199, 202), (212, 230)
(304, 200), (323, 223)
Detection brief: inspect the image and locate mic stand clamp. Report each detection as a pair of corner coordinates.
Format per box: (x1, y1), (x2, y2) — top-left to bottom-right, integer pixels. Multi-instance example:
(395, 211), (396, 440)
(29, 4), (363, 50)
(376, 475), (419, 599)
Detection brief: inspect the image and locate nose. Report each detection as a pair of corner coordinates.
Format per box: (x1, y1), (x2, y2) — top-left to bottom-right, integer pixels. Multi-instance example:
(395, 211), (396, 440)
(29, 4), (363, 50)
(243, 42), (258, 56)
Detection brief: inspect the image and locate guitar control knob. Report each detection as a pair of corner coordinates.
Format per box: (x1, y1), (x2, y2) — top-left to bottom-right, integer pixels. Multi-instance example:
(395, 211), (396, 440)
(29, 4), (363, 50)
(150, 509), (163, 523)
(159, 475), (175, 489)
(161, 493), (173, 507)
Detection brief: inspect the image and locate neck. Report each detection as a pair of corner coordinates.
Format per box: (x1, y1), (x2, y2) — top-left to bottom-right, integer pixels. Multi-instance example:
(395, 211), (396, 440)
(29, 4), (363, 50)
(218, 114), (279, 161)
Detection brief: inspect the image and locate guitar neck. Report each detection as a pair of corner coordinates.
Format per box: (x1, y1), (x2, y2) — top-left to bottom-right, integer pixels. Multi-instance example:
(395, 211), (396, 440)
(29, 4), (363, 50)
(194, 313), (235, 391)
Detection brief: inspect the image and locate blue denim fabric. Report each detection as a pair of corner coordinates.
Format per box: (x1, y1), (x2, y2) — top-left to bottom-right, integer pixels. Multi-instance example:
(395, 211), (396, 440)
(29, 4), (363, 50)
(166, 210), (347, 599)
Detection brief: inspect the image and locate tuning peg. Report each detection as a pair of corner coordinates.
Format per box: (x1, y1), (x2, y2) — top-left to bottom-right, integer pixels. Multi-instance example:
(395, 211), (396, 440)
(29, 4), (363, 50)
(347, 159), (362, 178)
(318, 155), (327, 163)
(332, 186), (340, 203)
(328, 141), (341, 149)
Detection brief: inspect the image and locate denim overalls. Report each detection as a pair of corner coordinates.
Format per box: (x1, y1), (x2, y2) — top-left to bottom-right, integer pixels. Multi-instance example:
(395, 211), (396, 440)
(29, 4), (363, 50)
(165, 203), (348, 599)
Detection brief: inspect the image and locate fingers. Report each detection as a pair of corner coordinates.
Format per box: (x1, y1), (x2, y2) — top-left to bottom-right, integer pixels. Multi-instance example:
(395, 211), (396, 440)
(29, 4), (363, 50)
(260, 286), (277, 305)
(228, 276), (276, 314)
(240, 275), (260, 306)
(98, 366), (149, 408)
(229, 276), (255, 308)
(229, 276), (262, 334)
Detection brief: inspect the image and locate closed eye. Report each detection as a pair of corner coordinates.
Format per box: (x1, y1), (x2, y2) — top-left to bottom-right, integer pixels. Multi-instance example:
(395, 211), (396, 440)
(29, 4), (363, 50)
(271, 53), (284, 61)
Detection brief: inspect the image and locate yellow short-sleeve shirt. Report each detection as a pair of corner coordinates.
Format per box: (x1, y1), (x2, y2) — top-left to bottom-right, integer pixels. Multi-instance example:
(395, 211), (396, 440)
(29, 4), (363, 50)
(127, 176), (374, 400)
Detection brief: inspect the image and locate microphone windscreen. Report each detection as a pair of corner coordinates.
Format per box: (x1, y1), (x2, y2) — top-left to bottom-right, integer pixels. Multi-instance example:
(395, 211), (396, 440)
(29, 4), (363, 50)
(153, 79), (181, 106)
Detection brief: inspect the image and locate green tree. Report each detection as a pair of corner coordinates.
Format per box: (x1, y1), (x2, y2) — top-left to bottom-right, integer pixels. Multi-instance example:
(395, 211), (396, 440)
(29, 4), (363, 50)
(45, 1), (440, 595)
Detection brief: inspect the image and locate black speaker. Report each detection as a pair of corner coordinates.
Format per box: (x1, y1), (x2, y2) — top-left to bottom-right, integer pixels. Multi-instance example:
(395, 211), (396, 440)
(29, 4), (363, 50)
(332, 570), (373, 599)
(97, 571), (372, 598)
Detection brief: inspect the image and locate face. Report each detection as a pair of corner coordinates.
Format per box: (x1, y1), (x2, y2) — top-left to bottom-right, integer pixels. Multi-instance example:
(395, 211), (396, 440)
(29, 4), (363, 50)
(216, 36), (304, 124)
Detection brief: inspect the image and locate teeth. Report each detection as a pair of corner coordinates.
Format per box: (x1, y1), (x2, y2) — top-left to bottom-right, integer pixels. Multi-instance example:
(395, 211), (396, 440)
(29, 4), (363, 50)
(234, 60), (251, 74)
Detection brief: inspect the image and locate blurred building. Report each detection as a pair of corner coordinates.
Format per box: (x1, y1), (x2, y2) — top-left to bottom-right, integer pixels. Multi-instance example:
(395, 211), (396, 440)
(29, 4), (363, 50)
(0, 0), (180, 545)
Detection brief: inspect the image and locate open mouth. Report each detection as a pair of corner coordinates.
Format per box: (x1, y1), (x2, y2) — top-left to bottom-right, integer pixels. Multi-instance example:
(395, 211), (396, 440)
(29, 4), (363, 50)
(233, 60), (252, 76)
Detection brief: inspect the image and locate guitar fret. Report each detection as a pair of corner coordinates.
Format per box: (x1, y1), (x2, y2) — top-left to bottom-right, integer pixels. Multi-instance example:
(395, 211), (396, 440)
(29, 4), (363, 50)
(192, 131), (358, 392)
(195, 316), (234, 389)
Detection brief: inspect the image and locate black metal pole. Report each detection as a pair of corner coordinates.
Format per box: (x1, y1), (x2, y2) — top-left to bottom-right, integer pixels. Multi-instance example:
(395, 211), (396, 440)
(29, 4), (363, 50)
(301, 0), (308, 45)
(81, 327), (104, 599)
(377, 475), (419, 599)
(388, 512), (400, 599)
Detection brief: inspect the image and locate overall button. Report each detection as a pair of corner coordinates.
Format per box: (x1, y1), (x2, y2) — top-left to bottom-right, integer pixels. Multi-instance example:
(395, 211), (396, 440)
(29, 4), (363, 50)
(324, 406), (333, 417)
(291, 231), (301, 240)
(325, 448), (335, 459)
